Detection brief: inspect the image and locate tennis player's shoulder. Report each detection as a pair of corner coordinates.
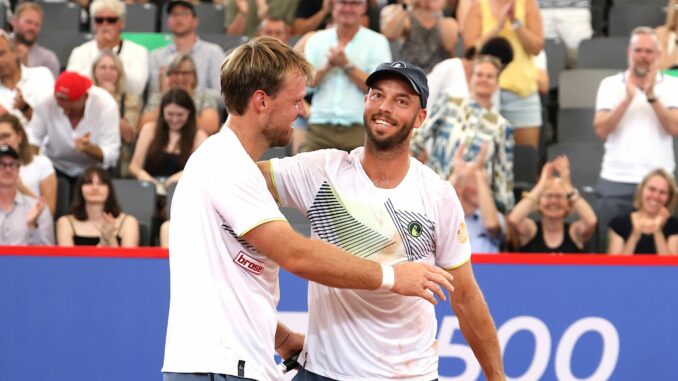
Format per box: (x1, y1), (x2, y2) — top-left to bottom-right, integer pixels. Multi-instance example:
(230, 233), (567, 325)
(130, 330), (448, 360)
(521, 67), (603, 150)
(410, 157), (455, 195)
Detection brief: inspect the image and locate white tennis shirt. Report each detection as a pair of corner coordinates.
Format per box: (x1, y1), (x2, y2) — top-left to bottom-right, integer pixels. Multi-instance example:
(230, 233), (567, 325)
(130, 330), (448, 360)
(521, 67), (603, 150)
(271, 148), (472, 381)
(163, 127), (286, 380)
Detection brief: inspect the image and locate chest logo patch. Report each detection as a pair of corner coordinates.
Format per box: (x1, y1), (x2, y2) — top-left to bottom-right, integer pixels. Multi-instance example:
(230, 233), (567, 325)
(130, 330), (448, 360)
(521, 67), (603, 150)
(408, 222), (423, 237)
(234, 251), (264, 275)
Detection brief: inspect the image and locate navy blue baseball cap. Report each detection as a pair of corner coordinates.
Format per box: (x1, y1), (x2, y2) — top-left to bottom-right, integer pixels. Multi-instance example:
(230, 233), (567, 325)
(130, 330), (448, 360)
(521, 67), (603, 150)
(365, 61), (429, 108)
(0, 144), (18, 160)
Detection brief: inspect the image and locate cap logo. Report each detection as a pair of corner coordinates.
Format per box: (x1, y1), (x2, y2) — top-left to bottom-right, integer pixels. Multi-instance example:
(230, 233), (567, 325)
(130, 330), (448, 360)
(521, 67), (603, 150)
(391, 61), (406, 68)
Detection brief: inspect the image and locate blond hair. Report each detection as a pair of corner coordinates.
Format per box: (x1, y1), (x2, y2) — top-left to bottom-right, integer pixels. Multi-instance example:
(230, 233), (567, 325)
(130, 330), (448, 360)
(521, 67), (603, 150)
(220, 36), (313, 116)
(665, 0), (678, 30)
(634, 169), (678, 212)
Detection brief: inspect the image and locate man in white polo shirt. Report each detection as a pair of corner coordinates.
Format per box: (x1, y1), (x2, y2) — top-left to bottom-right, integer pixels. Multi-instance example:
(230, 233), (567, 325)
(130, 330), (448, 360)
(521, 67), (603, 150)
(27, 71), (120, 185)
(594, 26), (678, 241)
(259, 61), (505, 381)
(162, 38), (455, 381)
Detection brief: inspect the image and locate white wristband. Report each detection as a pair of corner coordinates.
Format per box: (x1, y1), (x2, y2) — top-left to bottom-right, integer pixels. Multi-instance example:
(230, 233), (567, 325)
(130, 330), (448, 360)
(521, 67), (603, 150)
(379, 264), (395, 290)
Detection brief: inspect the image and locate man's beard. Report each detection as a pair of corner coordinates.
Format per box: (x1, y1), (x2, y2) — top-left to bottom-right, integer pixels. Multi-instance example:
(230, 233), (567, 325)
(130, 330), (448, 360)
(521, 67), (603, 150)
(364, 112), (417, 152)
(14, 32), (35, 46)
(262, 121), (292, 148)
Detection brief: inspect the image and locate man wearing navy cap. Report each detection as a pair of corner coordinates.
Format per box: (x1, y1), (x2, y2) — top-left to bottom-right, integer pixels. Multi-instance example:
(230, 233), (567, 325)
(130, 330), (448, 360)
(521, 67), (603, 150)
(0, 144), (54, 245)
(259, 61), (505, 381)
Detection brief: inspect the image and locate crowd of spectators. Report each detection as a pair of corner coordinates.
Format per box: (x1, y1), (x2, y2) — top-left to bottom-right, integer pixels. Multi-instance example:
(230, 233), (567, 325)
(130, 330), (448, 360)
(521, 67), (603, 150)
(0, 0), (676, 255)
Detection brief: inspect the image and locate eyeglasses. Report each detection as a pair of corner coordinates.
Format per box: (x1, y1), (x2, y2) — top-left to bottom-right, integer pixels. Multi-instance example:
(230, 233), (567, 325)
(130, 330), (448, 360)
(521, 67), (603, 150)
(337, 0), (365, 6)
(168, 70), (194, 76)
(0, 161), (19, 170)
(94, 16), (120, 24)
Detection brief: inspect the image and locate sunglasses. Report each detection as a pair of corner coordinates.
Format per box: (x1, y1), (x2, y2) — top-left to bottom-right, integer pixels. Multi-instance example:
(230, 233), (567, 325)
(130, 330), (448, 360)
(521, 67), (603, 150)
(94, 16), (120, 24)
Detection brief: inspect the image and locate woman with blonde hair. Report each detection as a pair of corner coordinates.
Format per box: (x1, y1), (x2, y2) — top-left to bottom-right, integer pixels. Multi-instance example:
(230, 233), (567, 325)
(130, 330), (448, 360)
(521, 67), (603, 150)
(656, 0), (678, 69)
(608, 169), (678, 255)
(92, 50), (141, 176)
(0, 114), (57, 214)
(507, 156), (597, 253)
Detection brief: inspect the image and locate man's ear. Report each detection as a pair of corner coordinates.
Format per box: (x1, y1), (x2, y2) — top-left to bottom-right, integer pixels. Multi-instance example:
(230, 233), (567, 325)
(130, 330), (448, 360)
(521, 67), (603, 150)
(413, 108), (427, 129)
(252, 89), (268, 112)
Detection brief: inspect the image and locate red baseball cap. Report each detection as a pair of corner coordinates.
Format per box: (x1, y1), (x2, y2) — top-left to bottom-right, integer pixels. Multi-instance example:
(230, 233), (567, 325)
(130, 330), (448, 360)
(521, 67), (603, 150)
(54, 71), (92, 101)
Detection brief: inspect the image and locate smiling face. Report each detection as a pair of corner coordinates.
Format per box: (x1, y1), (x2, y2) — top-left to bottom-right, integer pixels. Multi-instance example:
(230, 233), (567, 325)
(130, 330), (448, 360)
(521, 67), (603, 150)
(163, 102), (190, 132)
(168, 60), (196, 92)
(363, 74), (426, 152)
(470, 61), (500, 101)
(332, 0), (366, 28)
(538, 180), (570, 220)
(639, 174), (671, 216)
(262, 71), (308, 147)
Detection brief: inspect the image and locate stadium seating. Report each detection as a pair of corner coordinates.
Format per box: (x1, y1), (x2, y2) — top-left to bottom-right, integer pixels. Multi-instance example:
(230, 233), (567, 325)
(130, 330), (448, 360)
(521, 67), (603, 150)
(124, 3), (158, 33)
(577, 37), (628, 70)
(37, 31), (91, 71)
(556, 108), (599, 144)
(558, 69), (618, 109)
(608, 5), (665, 37)
(544, 38), (567, 90)
(112, 179), (157, 246)
(40, 3), (81, 33)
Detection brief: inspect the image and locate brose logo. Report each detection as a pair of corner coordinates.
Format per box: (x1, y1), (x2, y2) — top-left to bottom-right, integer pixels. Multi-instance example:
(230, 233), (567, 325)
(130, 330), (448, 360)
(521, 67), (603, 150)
(234, 252), (264, 275)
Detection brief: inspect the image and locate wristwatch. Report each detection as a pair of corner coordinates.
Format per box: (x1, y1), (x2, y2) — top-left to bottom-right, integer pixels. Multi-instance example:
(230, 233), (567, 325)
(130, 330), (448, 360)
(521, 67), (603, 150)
(511, 19), (523, 30)
(647, 95), (657, 103)
(343, 62), (355, 75)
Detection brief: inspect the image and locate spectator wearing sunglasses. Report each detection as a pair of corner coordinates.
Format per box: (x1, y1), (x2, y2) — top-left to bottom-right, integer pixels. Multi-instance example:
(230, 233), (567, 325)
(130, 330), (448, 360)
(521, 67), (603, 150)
(66, 0), (149, 98)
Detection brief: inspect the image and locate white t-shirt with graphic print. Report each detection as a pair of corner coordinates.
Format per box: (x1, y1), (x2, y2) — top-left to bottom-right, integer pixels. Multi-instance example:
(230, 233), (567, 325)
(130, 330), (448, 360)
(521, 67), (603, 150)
(162, 127), (286, 381)
(271, 147), (472, 381)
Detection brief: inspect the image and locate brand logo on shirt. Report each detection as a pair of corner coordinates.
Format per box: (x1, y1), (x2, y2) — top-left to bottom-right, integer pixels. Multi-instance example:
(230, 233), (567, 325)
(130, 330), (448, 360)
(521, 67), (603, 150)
(234, 251), (264, 275)
(457, 222), (469, 244)
(408, 221), (423, 237)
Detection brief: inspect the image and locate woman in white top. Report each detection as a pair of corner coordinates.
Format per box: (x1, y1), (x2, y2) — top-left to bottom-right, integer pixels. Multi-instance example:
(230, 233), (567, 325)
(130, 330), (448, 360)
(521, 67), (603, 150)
(656, 0), (678, 69)
(0, 113), (57, 214)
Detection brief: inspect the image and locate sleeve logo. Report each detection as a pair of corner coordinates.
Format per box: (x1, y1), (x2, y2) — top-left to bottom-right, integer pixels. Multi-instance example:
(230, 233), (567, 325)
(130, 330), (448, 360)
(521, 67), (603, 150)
(408, 221), (423, 237)
(457, 222), (468, 244)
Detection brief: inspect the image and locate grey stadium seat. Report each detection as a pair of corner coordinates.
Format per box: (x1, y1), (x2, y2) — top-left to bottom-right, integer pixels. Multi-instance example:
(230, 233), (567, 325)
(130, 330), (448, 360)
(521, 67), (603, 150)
(37, 31), (91, 71)
(513, 144), (540, 197)
(577, 37), (628, 70)
(608, 5), (665, 37)
(40, 2), (81, 33)
(112, 179), (157, 246)
(124, 3), (158, 33)
(546, 142), (604, 193)
(544, 38), (567, 90)
(162, 3), (225, 34)
(558, 69), (618, 109)
(557, 108), (599, 144)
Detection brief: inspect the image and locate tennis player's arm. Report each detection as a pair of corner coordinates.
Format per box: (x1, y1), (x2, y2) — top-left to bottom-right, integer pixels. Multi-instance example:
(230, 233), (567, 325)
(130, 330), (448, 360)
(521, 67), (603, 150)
(243, 220), (453, 305)
(448, 262), (506, 381)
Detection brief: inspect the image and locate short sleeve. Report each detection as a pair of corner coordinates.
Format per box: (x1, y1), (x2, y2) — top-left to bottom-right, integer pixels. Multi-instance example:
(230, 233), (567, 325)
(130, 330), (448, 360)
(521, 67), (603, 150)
(609, 214), (630, 239)
(210, 161), (285, 236)
(270, 150), (330, 212)
(595, 76), (616, 111)
(660, 77), (678, 108)
(435, 182), (472, 269)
